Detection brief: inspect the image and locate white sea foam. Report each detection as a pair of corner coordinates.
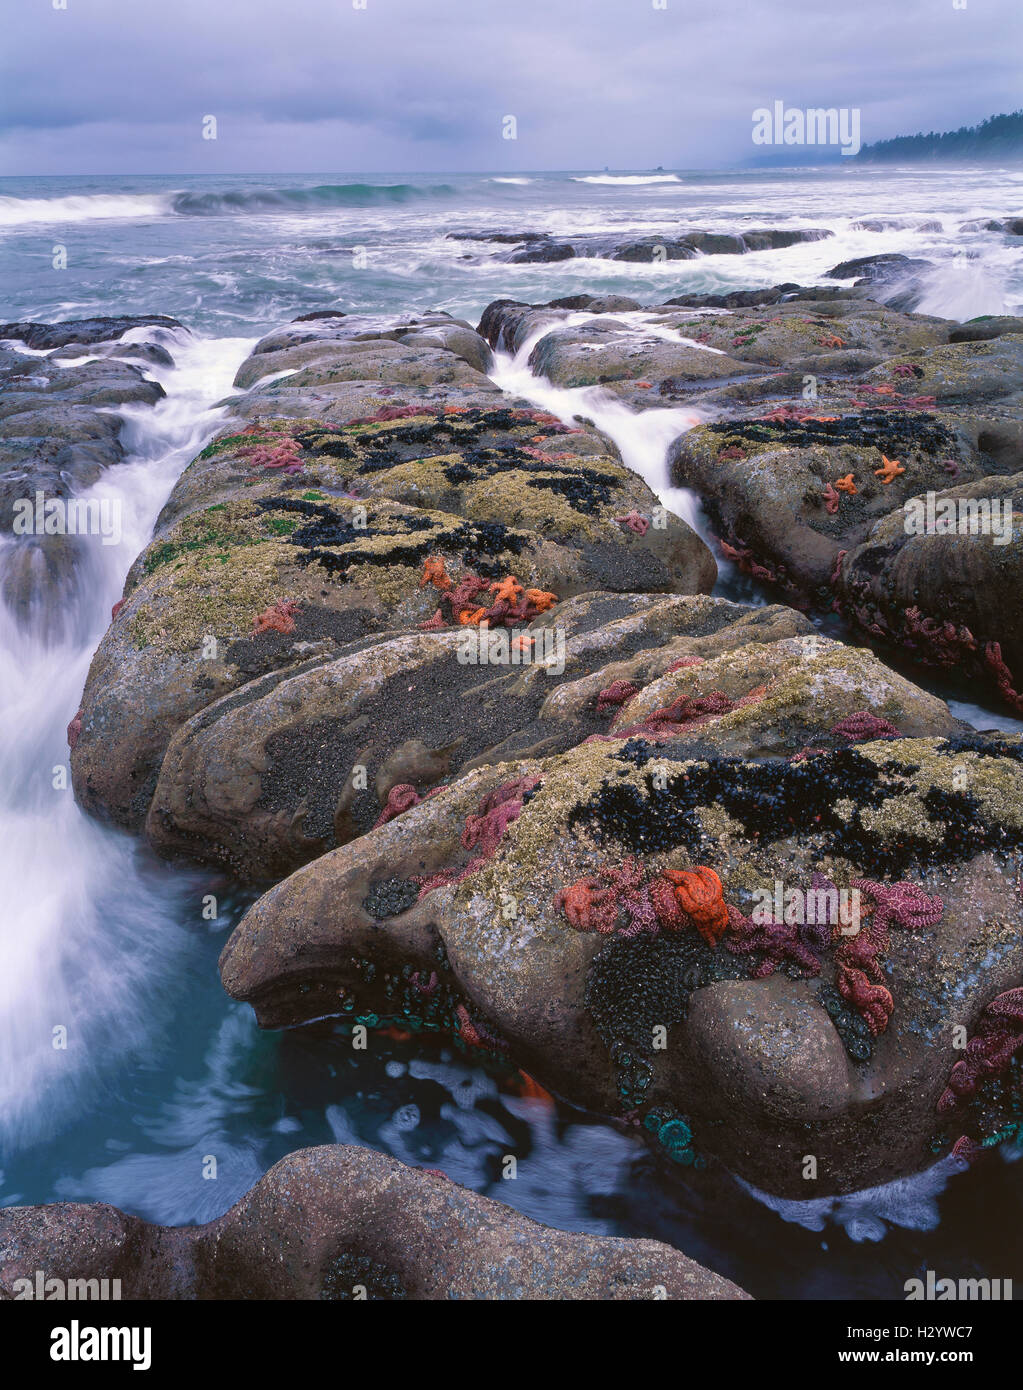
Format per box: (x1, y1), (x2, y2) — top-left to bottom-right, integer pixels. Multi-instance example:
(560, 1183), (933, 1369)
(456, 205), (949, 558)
(572, 174), (683, 185)
(0, 192), (172, 227)
(738, 1155), (969, 1242)
(0, 329), (255, 1149)
(489, 312), (709, 542)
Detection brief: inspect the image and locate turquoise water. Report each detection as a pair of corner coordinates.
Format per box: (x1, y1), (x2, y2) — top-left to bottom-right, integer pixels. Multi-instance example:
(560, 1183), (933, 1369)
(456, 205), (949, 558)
(1, 167), (1022, 1299)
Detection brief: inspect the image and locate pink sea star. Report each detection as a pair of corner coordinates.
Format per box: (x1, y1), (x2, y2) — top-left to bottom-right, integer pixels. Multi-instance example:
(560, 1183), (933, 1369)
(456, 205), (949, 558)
(938, 987), (1023, 1111)
(615, 510), (651, 537)
(830, 710), (901, 742)
(722, 903), (823, 979)
(596, 680), (640, 714)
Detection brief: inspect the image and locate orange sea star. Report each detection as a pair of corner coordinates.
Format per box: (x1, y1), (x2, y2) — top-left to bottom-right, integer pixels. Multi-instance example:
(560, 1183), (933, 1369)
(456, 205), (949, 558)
(420, 556), (452, 591)
(252, 599), (301, 635)
(874, 455), (905, 484)
(524, 587), (557, 613)
(490, 575), (524, 605)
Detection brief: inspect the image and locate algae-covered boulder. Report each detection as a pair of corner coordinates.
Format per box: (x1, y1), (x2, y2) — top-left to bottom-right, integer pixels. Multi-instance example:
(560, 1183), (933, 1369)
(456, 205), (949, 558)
(220, 729), (1023, 1198)
(861, 336), (1023, 406)
(834, 473), (1023, 705)
(0, 1145), (748, 1300)
(72, 488), (627, 830)
(152, 407), (713, 595)
(648, 301), (947, 370)
(670, 405), (984, 595)
(145, 594), (811, 880)
(601, 633), (966, 756)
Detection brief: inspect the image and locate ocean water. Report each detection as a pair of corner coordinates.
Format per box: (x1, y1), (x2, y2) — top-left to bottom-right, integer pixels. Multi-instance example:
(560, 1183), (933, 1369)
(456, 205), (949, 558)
(2, 167), (1022, 330)
(1, 167), (1022, 1300)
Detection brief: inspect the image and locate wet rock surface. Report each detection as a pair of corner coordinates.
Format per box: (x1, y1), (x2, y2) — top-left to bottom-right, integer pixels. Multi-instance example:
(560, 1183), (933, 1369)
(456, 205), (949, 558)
(71, 310), (714, 831)
(0, 1145), (749, 1300)
(454, 226), (833, 265)
(43, 284), (1023, 1290)
(0, 318), (177, 620)
(220, 731), (1023, 1198)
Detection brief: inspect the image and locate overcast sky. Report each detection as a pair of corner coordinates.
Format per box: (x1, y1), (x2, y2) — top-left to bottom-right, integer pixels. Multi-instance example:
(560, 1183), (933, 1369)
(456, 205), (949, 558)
(1, 0), (1019, 175)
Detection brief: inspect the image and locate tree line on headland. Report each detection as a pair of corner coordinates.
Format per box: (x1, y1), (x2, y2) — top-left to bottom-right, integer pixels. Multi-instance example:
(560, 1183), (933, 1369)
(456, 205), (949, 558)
(857, 110), (1023, 161)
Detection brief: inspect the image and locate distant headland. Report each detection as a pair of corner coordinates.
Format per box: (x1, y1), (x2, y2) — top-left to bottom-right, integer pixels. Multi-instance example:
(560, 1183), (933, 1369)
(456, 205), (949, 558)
(857, 109), (1023, 162)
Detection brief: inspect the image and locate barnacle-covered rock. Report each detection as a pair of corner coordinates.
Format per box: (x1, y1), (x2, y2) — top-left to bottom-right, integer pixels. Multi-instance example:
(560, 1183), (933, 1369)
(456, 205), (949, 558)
(834, 473), (1023, 711)
(669, 408), (983, 594)
(220, 731), (1023, 1197)
(598, 632), (965, 756)
(144, 593), (816, 880)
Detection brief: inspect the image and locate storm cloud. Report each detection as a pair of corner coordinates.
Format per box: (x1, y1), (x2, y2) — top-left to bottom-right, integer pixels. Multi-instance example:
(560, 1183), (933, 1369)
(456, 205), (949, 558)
(1, 0), (1019, 173)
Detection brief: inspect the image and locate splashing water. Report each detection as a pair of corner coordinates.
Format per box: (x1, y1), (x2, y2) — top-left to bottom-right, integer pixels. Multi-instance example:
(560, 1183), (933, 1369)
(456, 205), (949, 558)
(0, 330), (254, 1149)
(489, 312), (712, 543)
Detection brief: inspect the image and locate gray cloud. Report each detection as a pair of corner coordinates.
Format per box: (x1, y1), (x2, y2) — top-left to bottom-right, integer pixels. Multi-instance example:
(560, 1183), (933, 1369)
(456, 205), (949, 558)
(0, 0), (1019, 173)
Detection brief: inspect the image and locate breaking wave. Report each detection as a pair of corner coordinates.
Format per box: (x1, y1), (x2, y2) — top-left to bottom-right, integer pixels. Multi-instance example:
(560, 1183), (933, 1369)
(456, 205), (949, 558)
(0, 193), (170, 227)
(571, 174), (683, 185)
(169, 182), (458, 214)
(0, 183), (459, 227)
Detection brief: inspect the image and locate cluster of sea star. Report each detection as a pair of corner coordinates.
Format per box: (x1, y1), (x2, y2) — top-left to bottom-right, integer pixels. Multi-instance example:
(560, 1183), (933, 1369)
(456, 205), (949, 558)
(412, 774), (543, 898)
(822, 456), (905, 514)
(417, 557), (557, 631)
(831, 563), (1023, 714)
(556, 859), (729, 945)
(846, 381), (936, 410)
(938, 986), (1023, 1112)
(236, 432), (305, 475)
(587, 678), (768, 743)
(556, 860), (943, 1037)
(715, 532), (809, 609)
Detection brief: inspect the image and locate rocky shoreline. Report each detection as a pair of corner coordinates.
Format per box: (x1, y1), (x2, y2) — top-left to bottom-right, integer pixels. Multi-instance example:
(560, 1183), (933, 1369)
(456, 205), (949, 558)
(3, 282), (1023, 1298)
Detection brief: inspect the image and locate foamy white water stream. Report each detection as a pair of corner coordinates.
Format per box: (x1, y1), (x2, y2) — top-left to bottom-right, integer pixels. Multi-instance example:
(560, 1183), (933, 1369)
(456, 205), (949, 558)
(490, 310), (1023, 736)
(0, 330), (253, 1148)
(490, 313), (713, 542)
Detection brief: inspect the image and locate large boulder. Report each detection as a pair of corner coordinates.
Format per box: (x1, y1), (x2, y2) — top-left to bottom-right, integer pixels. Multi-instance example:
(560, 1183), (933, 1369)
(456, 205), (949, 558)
(669, 403), (983, 597)
(219, 718), (1023, 1200)
(834, 473), (1023, 704)
(145, 594), (811, 880)
(0, 1145), (748, 1300)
